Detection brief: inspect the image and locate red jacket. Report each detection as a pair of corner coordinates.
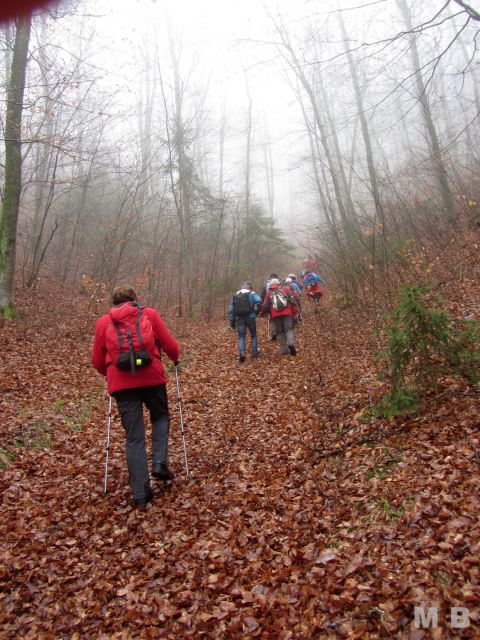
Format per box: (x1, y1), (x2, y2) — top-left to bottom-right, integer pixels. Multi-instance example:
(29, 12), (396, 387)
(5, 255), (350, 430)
(260, 284), (297, 319)
(92, 303), (180, 394)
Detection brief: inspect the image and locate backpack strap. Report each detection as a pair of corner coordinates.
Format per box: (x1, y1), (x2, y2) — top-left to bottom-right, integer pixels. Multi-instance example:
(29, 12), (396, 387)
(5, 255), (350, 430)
(114, 322), (124, 350)
(116, 306), (139, 374)
(134, 307), (145, 349)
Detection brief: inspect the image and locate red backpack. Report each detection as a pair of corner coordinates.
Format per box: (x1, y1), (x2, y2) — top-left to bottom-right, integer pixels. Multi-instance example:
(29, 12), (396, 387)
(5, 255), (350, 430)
(105, 302), (157, 374)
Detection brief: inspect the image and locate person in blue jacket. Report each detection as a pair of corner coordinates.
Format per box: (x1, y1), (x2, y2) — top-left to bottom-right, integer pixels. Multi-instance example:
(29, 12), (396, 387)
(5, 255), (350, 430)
(286, 275), (302, 297)
(303, 271), (325, 301)
(229, 282), (263, 362)
(288, 273), (303, 291)
(303, 271), (324, 287)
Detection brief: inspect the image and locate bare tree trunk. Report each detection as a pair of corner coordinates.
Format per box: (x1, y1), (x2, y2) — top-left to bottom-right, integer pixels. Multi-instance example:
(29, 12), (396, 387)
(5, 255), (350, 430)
(299, 92), (341, 247)
(0, 15), (31, 314)
(270, 14), (355, 244)
(262, 114), (275, 217)
(26, 150), (60, 288)
(218, 97), (226, 200)
(137, 47), (156, 209)
(206, 201), (226, 320)
(339, 11), (389, 280)
(396, 0), (456, 222)
(317, 70), (358, 231)
(244, 71), (253, 221)
(166, 20), (195, 315)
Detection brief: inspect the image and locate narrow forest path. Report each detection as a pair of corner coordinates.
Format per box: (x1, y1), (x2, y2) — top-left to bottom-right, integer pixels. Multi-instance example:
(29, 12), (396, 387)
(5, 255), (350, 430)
(1, 304), (330, 639)
(1, 265), (479, 638)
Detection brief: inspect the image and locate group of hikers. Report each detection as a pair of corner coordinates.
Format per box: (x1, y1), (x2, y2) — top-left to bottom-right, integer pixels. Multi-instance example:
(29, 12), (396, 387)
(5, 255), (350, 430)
(228, 261), (325, 362)
(91, 259), (324, 509)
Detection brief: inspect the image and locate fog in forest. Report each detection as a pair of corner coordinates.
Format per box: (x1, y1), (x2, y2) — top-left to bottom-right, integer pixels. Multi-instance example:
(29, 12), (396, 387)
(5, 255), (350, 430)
(1, 0), (479, 315)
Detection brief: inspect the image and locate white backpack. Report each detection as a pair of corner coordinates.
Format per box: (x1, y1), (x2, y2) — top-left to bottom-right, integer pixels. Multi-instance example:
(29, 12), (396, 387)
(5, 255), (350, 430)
(271, 289), (288, 311)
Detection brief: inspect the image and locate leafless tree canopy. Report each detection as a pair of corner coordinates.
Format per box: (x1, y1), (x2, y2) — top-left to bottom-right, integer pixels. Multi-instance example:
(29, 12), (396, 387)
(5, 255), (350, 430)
(1, 0), (479, 314)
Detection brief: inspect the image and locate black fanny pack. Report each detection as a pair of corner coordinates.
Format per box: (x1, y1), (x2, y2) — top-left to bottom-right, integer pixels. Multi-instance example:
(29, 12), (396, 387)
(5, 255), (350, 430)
(117, 349), (152, 371)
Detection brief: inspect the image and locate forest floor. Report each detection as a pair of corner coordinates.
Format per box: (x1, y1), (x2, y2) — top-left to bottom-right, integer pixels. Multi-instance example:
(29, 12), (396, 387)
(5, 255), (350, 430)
(0, 233), (479, 639)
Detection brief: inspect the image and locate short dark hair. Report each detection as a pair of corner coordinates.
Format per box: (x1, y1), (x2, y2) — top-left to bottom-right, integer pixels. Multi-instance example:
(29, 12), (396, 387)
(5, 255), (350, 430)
(112, 285), (136, 305)
(269, 273), (278, 279)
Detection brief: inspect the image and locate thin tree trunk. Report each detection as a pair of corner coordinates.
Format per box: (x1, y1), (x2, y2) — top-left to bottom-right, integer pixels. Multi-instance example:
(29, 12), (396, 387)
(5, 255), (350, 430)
(396, 0), (456, 221)
(317, 70), (358, 231)
(262, 114), (275, 217)
(339, 11), (389, 280)
(244, 71), (253, 221)
(218, 97), (226, 200)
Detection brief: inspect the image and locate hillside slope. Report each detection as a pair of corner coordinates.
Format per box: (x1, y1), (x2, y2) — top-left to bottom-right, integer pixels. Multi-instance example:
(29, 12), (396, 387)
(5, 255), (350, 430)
(0, 233), (479, 638)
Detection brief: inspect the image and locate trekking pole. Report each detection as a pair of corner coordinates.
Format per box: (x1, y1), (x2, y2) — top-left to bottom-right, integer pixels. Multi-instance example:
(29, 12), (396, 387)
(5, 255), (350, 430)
(104, 395), (112, 495)
(175, 363), (190, 476)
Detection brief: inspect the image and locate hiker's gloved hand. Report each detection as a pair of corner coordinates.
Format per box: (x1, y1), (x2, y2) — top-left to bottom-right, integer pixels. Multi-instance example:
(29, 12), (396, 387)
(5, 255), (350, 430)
(230, 320), (236, 330)
(174, 361), (180, 367)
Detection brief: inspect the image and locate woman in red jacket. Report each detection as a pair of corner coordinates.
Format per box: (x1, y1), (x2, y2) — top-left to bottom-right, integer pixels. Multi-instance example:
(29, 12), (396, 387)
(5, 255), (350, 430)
(260, 279), (298, 356)
(92, 285), (180, 509)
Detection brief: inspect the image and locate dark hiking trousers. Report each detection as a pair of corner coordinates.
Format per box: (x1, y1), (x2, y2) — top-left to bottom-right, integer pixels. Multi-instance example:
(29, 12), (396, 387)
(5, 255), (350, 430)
(273, 315), (295, 355)
(113, 385), (170, 501)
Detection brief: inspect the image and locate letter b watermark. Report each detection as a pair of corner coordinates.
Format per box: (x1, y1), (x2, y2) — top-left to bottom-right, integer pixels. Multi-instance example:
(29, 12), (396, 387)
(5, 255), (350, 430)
(451, 607), (470, 629)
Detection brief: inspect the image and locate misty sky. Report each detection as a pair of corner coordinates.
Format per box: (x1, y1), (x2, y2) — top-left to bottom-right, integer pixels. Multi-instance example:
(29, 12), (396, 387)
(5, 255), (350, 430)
(44, 0), (480, 247)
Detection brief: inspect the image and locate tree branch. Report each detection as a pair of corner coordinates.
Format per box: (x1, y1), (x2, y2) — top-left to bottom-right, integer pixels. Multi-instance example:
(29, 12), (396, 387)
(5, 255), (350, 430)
(452, 0), (480, 21)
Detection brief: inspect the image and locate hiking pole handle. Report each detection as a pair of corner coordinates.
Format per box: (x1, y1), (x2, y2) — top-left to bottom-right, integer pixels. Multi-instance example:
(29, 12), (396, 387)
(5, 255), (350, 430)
(104, 395), (112, 495)
(175, 364), (190, 477)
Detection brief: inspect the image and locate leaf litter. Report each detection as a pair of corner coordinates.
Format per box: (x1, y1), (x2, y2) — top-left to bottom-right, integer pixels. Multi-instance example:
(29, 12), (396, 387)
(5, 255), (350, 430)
(0, 240), (479, 638)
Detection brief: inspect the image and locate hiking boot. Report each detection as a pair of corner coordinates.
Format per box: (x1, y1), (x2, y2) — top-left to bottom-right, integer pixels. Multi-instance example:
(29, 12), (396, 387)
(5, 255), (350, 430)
(239, 353), (246, 362)
(289, 345), (297, 356)
(271, 333), (278, 341)
(133, 490), (153, 510)
(252, 351), (260, 358)
(152, 462), (174, 481)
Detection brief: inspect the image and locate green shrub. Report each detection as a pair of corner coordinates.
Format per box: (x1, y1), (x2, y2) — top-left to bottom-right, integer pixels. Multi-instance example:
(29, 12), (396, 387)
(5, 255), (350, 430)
(374, 284), (479, 416)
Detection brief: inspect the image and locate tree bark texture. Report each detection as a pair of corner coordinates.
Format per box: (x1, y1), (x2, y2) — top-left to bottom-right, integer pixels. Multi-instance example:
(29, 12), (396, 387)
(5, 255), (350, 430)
(0, 15), (31, 312)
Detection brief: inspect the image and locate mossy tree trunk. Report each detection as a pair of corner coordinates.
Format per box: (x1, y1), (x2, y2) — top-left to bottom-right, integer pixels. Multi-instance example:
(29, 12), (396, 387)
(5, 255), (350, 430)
(0, 15), (31, 314)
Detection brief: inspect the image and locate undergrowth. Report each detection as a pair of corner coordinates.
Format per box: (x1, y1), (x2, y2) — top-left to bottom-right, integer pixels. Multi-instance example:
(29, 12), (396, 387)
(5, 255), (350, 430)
(374, 284), (479, 417)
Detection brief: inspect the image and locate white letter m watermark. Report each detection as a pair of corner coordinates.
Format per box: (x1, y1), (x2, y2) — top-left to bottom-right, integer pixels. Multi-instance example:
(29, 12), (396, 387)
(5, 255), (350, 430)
(414, 606), (439, 629)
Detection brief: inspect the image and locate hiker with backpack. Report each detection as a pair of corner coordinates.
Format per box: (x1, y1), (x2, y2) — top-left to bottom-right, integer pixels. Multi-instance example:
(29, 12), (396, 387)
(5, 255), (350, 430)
(285, 276), (302, 324)
(262, 272), (280, 341)
(229, 281), (262, 362)
(288, 273), (303, 293)
(303, 270), (325, 302)
(260, 278), (298, 356)
(262, 272), (279, 299)
(92, 285), (180, 510)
